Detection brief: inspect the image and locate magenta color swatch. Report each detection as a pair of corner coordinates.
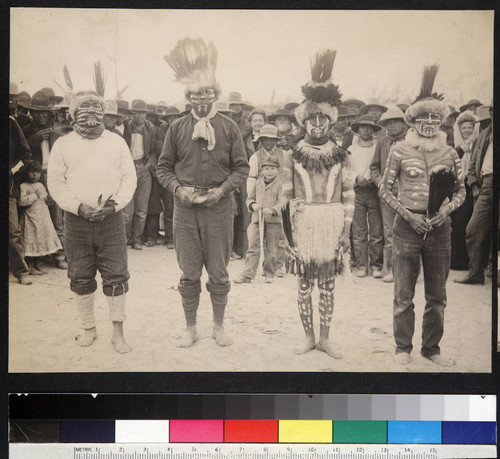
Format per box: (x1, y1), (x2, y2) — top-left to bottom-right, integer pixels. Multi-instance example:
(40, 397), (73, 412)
(169, 420), (224, 443)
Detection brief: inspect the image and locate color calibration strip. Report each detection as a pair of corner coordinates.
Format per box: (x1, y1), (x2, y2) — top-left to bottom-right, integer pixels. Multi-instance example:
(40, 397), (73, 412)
(9, 420), (496, 444)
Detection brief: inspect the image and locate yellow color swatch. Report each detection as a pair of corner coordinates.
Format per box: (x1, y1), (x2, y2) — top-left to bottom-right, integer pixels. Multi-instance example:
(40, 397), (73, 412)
(279, 420), (333, 443)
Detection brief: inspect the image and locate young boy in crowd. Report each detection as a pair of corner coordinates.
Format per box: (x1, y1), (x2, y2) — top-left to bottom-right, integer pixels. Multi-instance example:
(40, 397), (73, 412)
(235, 158), (283, 284)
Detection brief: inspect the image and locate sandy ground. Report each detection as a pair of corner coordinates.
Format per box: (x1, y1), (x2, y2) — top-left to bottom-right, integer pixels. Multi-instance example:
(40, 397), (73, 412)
(9, 244), (493, 373)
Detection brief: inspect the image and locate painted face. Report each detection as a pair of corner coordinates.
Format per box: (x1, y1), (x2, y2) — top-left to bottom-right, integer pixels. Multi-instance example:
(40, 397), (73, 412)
(188, 88), (216, 118)
(262, 165), (278, 181)
(32, 110), (51, 127)
(275, 116), (292, 134)
(460, 121), (474, 140)
(386, 119), (405, 136)
(305, 113), (330, 140)
(75, 100), (103, 128)
(414, 112), (442, 138)
(260, 137), (278, 152)
(28, 170), (41, 183)
(357, 124), (375, 141)
(250, 114), (265, 133)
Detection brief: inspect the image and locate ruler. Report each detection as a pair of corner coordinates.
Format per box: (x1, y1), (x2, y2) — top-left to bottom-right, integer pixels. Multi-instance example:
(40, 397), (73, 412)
(9, 443), (497, 458)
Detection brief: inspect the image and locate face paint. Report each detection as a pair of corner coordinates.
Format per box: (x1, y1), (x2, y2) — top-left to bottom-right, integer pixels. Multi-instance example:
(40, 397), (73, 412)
(188, 88), (216, 118)
(414, 112), (441, 138)
(305, 113), (330, 140)
(75, 100), (103, 128)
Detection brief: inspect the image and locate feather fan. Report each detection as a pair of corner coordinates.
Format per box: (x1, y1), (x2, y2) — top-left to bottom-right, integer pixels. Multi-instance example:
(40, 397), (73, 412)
(164, 37), (218, 91)
(301, 49), (342, 105)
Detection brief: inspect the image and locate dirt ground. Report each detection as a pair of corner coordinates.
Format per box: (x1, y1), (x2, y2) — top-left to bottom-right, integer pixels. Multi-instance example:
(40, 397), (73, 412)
(9, 244), (493, 373)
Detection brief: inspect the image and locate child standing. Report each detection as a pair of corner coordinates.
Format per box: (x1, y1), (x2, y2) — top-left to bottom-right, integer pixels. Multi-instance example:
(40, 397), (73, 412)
(18, 160), (62, 275)
(235, 158), (283, 284)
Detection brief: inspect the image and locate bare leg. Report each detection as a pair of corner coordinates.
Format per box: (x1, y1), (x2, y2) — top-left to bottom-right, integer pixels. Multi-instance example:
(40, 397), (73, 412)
(107, 295), (132, 353)
(316, 278), (342, 359)
(178, 281), (201, 348)
(211, 292), (233, 347)
(111, 321), (132, 353)
(180, 325), (199, 348)
(294, 278), (316, 354)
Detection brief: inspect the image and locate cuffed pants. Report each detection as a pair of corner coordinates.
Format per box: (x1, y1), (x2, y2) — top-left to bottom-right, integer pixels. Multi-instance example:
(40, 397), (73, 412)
(174, 195), (233, 295)
(242, 221), (281, 279)
(64, 211), (129, 296)
(392, 214), (451, 357)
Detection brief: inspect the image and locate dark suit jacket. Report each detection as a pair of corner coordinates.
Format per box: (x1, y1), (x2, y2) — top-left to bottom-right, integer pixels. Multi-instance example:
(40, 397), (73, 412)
(468, 124), (492, 188)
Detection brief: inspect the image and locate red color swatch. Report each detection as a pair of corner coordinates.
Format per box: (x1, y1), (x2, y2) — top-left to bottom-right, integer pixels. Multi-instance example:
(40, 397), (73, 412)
(224, 420), (279, 443)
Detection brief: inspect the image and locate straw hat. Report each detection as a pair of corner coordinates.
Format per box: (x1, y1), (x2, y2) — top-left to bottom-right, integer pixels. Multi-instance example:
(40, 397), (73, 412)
(256, 124), (279, 140)
(104, 100), (119, 116)
(378, 106), (406, 127)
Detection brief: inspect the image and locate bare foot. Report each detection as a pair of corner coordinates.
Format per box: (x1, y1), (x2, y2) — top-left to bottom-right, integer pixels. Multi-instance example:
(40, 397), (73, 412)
(75, 328), (97, 347)
(179, 326), (199, 348)
(111, 334), (132, 354)
(212, 324), (233, 347)
(426, 354), (456, 367)
(294, 336), (316, 355)
(316, 339), (343, 359)
(394, 353), (412, 365)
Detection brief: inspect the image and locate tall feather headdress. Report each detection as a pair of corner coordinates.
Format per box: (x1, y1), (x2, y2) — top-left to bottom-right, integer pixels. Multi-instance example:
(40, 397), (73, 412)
(295, 49), (342, 126)
(405, 64), (449, 125)
(164, 37), (219, 96)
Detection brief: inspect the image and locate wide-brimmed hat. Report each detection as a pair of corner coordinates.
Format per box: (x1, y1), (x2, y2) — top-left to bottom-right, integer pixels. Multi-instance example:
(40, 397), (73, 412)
(396, 103), (409, 113)
(475, 105), (492, 123)
(115, 99), (132, 114)
(163, 106), (182, 118)
(104, 100), (119, 116)
(131, 99), (150, 112)
(17, 91), (31, 107)
(359, 103), (388, 116)
(215, 101), (235, 114)
(343, 98), (365, 107)
(336, 106), (349, 118)
(257, 124), (279, 140)
(261, 157), (280, 168)
(146, 103), (161, 116)
(228, 91), (244, 106)
(156, 101), (169, 116)
(447, 106), (459, 119)
(27, 91), (55, 111)
(459, 99), (483, 113)
(378, 106), (406, 127)
(243, 101), (255, 112)
(351, 115), (382, 133)
(40, 87), (63, 105)
(283, 102), (299, 112)
(268, 109), (296, 123)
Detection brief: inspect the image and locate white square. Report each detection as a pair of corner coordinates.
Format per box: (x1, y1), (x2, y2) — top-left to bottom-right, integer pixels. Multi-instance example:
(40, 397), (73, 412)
(115, 420), (169, 443)
(469, 396), (496, 421)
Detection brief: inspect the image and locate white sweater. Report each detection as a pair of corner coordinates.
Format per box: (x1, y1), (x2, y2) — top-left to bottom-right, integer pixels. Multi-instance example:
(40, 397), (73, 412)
(48, 130), (137, 215)
(348, 140), (377, 182)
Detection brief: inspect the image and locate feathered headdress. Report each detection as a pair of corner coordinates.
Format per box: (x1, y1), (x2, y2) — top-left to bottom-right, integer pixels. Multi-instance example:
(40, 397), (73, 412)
(295, 50), (342, 127)
(164, 37), (220, 96)
(405, 65), (449, 125)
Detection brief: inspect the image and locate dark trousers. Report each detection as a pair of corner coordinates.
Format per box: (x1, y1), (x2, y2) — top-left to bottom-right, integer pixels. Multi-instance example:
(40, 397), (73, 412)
(352, 185), (384, 270)
(465, 174), (493, 281)
(123, 162), (152, 245)
(64, 211), (129, 296)
(9, 197), (29, 278)
(242, 221), (281, 279)
(174, 195), (233, 295)
(392, 214), (451, 357)
(144, 180), (174, 242)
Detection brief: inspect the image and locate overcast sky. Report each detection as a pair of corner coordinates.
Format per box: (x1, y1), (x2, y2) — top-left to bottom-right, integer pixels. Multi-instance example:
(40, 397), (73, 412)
(10, 9), (493, 110)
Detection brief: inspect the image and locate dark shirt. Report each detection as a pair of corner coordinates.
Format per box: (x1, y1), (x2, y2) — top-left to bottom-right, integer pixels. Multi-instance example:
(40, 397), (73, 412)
(156, 113), (249, 196)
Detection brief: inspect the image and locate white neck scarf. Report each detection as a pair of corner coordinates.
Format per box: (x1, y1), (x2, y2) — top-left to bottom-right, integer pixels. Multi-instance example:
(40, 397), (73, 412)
(191, 107), (218, 151)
